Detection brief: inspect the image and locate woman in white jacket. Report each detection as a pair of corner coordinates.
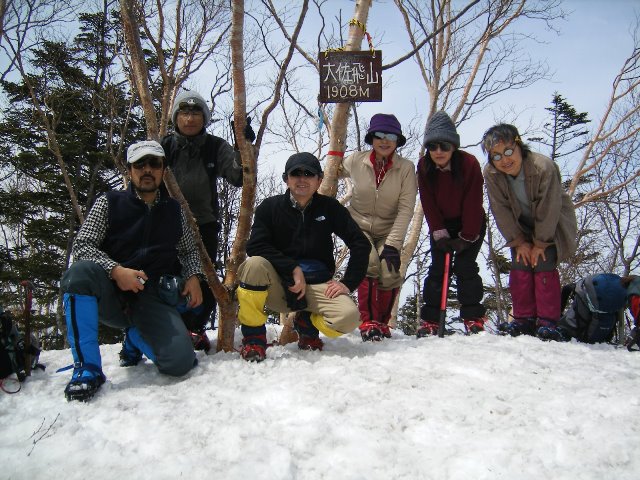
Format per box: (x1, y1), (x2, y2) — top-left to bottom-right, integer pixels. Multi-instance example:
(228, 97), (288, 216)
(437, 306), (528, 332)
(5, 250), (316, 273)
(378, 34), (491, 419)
(341, 114), (417, 341)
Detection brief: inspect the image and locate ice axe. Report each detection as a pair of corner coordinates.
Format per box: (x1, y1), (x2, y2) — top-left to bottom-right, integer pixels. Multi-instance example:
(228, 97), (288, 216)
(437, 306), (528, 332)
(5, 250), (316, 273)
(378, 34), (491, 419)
(20, 280), (33, 376)
(437, 252), (451, 338)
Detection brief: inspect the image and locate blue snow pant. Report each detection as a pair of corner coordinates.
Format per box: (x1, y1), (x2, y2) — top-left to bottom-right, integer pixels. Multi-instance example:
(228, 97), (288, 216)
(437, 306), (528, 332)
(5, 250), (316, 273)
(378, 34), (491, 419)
(61, 261), (196, 377)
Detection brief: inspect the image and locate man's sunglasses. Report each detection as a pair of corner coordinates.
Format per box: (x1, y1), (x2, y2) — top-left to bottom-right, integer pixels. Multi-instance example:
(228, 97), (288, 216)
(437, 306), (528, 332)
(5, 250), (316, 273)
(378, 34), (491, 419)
(426, 141), (454, 152)
(288, 169), (317, 177)
(373, 131), (399, 142)
(131, 157), (164, 170)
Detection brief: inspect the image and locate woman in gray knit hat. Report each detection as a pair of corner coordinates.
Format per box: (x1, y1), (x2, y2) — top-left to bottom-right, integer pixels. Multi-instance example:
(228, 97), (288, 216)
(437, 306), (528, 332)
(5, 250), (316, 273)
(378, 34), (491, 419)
(416, 111), (487, 336)
(340, 113), (417, 341)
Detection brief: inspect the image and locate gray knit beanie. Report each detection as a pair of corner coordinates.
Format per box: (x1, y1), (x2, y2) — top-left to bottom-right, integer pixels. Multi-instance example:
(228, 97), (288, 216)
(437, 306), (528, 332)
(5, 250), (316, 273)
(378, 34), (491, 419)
(423, 111), (460, 148)
(171, 90), (211, 126)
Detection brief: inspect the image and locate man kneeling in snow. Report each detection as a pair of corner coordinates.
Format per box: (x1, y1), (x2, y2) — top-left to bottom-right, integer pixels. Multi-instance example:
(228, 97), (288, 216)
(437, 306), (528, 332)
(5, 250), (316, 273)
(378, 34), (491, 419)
(236, 153), (371, 362)
(60, 140), (204, 401)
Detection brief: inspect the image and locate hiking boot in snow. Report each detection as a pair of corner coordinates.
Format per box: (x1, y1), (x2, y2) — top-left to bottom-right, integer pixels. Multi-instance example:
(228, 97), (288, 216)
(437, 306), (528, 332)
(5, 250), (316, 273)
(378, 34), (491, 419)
(416, 320), (439, 338)
(463, 317), (486, 335)
(359, 320), (384, 342)
(497, 317), (536, 337)
(64, 363), (106, 402)
(240, 333), (267, 363)
(536, 325), (565, 342)
(190, 330), (211, 353)
(379, 322), (392, 338)
(293, 311), (324, 350)
(536, 319), (567, 342)
(298, 335), (324, 351)
(118, 331), (143, 367)
(240, 343), (266, 362)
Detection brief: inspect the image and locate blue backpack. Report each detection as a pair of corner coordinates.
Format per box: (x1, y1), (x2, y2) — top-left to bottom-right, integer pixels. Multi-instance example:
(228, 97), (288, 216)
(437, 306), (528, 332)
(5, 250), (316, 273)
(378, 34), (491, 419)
(558, 273), (628, 343)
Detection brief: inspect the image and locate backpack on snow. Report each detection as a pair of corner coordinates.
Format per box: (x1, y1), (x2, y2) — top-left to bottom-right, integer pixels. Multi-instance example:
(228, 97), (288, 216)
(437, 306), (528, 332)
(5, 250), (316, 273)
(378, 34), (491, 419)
(0, 306), (43, 383)
(558, 273), (627, 343)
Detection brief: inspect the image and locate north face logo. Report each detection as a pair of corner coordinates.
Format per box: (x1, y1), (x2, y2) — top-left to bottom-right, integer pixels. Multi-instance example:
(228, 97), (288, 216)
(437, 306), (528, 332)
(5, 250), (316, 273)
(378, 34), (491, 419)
(315, 215), (326, 222)
(186, 98), (196, 105)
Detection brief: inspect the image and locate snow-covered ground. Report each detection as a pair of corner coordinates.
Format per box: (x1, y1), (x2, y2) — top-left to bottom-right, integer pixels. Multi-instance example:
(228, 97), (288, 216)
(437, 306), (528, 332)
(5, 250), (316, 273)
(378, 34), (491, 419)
(1, 326), (639, 480)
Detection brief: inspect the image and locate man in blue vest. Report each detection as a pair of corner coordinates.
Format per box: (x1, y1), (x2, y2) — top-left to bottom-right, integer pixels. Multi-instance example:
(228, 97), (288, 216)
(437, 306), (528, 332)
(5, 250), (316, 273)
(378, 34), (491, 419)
(60, 140), (204, 401)
(161, 90), (255, 352)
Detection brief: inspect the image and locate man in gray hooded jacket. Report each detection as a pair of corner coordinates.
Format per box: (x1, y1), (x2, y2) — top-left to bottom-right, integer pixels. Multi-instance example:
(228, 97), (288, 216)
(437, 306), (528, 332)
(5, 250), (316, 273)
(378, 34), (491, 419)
(162, 90), (255, 351)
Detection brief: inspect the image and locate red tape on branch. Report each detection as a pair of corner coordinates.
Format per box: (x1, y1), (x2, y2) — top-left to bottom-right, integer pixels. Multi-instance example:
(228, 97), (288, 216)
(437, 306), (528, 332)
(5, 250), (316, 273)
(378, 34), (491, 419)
(327, 151), (345, 157)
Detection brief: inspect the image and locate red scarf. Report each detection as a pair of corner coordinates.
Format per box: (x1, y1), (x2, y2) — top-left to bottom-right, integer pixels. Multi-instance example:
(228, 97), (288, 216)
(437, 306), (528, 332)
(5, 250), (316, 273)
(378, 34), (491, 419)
(369, 151), (394, 187)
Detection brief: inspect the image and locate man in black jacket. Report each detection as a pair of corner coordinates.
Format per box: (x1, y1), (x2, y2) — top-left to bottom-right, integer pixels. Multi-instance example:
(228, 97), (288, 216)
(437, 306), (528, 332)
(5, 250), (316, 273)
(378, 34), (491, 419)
(162, 90), (255, 352)
(237, 153), (371, 362)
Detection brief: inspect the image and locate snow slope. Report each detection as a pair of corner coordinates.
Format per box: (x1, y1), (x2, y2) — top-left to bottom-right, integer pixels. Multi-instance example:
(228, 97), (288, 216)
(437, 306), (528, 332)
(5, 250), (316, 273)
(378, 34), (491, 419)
(1, 327), (639, 480)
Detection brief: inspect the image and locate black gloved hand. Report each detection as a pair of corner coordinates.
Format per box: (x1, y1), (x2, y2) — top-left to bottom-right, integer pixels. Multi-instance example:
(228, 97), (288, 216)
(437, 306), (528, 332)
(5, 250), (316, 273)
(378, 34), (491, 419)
(449, 238), (471, 253)
(380, 244), (401, 272)
(435, 238), (452, 253)
(230, 116), (256, 146)
(244, 116), (256, 143)
(281, 279), (307, 311)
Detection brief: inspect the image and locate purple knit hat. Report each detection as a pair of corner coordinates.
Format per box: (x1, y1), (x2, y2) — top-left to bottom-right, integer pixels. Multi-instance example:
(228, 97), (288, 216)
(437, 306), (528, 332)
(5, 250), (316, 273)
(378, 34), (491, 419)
(364, 113), (406, 147)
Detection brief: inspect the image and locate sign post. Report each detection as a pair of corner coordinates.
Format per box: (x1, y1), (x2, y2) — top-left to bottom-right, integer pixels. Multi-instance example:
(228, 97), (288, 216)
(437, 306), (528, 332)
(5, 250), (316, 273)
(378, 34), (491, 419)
(319, 50), (382, 103)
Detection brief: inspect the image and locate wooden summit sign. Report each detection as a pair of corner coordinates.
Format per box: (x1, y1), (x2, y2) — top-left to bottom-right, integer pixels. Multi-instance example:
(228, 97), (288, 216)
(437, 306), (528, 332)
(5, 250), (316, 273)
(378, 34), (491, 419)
(319, 50), (382, 103)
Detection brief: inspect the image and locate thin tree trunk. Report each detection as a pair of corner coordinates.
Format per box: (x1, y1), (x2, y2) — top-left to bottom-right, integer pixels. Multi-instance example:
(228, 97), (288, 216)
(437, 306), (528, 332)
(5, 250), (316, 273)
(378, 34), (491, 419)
(318, 0), (373, 197)
(119, 0), (159, 137)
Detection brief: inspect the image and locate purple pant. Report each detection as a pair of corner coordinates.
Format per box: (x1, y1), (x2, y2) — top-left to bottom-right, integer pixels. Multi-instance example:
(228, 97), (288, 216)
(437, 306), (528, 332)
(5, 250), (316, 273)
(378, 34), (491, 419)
(509, 245), (561, 323)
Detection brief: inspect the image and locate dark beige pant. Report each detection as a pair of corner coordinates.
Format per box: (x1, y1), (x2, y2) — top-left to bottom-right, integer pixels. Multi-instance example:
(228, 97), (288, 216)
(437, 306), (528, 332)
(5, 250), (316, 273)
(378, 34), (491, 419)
(237, 256), (360, 336)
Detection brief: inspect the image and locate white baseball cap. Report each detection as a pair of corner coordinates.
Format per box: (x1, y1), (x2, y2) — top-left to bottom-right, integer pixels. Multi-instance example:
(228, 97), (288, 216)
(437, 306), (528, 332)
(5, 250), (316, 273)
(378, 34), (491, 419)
(126, 140), (165, 164)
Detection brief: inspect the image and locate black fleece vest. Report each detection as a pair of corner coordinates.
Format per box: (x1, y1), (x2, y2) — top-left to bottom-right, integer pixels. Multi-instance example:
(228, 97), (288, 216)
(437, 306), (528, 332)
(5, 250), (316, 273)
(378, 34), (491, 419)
(102, 185), (181, 280)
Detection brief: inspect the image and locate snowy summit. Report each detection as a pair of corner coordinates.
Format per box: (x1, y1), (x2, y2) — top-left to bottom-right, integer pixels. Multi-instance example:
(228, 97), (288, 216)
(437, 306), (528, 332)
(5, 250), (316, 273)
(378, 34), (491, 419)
(1, 326), (639, 480)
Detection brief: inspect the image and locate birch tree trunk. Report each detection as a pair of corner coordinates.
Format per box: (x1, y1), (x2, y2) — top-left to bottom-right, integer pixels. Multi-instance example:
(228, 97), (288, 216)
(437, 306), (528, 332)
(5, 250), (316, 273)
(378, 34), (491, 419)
(318, 0), (373, 197)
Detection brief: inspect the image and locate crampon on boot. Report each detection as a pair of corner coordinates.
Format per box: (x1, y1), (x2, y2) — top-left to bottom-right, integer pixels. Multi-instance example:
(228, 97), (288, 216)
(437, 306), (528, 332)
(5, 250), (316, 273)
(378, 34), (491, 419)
(240, 334), (267, 362)
(463, 317), (486, 335)
(359, 320), (384, 342)
(416, 321), (440, 338)
(118, 334), (143, 367)
(298, 335), (324, 351)
(293, 312), (324, 351)
(497, 318), (536, 337)
(190, 330), (211, 353)
(64, 363), (106, 402)
(536, 319), (567, 342)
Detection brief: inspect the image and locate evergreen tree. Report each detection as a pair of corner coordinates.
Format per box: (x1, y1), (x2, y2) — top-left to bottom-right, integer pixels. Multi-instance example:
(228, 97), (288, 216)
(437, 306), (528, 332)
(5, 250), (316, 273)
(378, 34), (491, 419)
(528, 92), (591, 161)
(397, 294), (419, 336)
(0, 8), (145, 346)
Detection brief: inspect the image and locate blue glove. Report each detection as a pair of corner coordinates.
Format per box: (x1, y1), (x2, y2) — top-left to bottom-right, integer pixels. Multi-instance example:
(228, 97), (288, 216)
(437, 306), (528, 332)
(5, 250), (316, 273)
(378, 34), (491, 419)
(380, 244), (401, 272)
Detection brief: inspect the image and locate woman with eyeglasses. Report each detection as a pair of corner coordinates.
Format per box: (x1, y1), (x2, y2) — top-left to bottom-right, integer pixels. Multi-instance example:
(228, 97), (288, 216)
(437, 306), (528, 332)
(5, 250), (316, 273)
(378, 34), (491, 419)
(482, 123), (577, 341)
(416, 111), (487, 337)
(340, 113), (417, 341)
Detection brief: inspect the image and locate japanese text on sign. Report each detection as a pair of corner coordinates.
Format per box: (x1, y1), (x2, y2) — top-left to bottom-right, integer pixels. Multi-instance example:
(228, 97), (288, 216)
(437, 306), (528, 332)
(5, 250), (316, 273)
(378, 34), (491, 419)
(319, 51), (382, 103)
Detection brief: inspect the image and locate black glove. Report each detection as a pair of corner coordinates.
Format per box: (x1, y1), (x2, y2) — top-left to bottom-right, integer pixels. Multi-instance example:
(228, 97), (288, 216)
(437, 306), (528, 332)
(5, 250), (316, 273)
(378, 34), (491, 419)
(282, 279), (307, 311)
(380, 244), (401, 272)
(449, 238), (471, 253)
(435, 238), (453, 253)
(244, 116), (256, 143)
(230, 116), (256, 145)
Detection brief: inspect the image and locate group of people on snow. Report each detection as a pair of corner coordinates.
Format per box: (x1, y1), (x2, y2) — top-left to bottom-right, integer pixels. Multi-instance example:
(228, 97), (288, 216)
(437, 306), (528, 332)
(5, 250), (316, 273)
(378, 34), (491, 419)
(59, 90), (640, 401)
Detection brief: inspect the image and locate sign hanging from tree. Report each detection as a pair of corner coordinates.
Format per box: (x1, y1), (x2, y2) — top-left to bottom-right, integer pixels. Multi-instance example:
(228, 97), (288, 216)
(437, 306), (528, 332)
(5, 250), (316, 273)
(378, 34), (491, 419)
(319, 50), (382, 103)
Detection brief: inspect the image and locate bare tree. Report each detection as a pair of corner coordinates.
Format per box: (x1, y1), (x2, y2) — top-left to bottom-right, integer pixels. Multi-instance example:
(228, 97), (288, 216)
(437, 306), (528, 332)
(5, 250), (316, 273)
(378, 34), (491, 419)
(568, 38), (640, 205)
